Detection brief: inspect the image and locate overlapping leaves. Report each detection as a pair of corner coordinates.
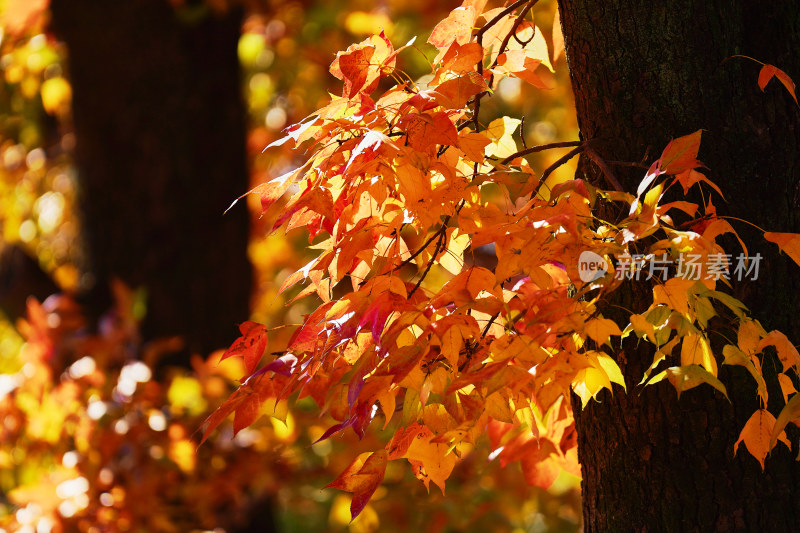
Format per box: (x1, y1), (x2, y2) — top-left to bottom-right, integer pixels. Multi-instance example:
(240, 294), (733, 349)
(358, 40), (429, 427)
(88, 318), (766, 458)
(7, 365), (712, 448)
(205, 0), (800, 517)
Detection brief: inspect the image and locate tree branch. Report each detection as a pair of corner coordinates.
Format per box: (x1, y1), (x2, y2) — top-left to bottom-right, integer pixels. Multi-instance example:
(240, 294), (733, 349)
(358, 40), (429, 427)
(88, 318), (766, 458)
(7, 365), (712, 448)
(538, 144), (585, 184)
(584, 146), (624, 191)
(500, 140), (584, 165)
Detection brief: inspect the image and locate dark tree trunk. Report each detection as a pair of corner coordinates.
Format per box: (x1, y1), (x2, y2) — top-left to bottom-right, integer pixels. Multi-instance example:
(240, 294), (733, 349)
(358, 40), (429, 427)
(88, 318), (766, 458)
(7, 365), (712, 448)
(49, 0), (252, 362)
(558, 1), (800, 531)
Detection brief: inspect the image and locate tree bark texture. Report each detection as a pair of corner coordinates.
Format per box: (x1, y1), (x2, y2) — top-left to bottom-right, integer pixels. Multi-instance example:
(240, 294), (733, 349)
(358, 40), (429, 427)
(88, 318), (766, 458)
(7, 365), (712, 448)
(50, 0), (252, 362)
(558, 1), (800, 531)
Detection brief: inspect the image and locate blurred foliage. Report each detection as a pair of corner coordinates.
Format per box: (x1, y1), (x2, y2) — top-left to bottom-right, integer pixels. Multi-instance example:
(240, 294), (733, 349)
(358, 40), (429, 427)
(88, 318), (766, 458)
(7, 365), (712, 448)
(0, 291), (580, 533)
(0, 0), (581, 531)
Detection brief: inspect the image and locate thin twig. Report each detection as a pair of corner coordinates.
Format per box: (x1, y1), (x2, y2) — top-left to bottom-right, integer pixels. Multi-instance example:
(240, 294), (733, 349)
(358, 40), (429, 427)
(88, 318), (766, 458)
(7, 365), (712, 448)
(605, 160), (649, 169)
(472, 0), (531, 132)
(409, 230), (447, 297)
(489, 0), (538, 71)
(481, 312), (501, 338)
(397, 219), (450, 269)
(475, 0), (531, 41)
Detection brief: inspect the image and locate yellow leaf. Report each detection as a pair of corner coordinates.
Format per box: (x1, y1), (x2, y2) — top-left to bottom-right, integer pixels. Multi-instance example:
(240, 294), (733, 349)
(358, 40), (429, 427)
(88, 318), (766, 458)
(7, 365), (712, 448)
(628, 313), (656, 344)
(652, 278), (697, 317)
(640, 336), (680, 386)
(737, 319), (765, 355)
(572, 367), (611, 408)
(734, 409), (789, 469)
(584, 317), (623, 346)
(552, 9), (564, 64)
(594, 353), (626, 392)
(649, 365), (728, 399)
(440, 229), (470, 275)
(484, 117), (521, 159)
(680, 333), (717, 376)
(491, 335), (549, 364)
(485, 391), (515, 423)
(722, 345), (768, 405)
(405, 431), (457, 493)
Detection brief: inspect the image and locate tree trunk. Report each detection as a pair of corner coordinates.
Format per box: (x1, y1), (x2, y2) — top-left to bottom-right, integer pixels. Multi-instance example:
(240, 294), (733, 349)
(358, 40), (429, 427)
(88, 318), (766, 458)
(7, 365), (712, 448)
(557, 1), (800, 530)
(50, 0), (252, 363)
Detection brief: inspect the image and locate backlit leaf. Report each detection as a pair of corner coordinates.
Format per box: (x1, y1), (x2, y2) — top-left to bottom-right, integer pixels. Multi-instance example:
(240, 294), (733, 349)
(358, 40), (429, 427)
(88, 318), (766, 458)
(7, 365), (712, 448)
(758, 64), (798, 105)
(326, 450), (388, 521)
(764, 232), (800, 267)
(734, 409), (789, 469)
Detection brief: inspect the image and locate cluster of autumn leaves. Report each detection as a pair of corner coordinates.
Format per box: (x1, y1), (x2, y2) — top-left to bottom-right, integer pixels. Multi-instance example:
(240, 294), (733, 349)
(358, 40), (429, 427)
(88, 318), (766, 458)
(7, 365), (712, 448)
(206, 0), (800, 520)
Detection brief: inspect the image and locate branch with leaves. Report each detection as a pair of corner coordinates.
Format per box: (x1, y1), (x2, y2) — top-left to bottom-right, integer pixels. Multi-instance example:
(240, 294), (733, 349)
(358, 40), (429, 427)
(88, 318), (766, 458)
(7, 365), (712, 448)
(209, 1), (800, 521)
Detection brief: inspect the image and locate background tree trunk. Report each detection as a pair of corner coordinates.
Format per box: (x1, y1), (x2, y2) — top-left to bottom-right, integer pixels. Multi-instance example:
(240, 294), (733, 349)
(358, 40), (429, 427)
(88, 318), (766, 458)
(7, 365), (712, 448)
(558, 0), (800, 530)
(50, 0), (252, 363)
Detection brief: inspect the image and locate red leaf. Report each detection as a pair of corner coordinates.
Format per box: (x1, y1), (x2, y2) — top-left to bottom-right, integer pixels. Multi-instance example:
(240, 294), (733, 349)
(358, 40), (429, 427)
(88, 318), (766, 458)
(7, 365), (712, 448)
(358, 292), (414, 344)
(326, 450), (388, 521)
(758, 64), (798, 105)
(221, 321), (268, 376)
(200, 391), (244, 444)
(200, 374), (274, 443)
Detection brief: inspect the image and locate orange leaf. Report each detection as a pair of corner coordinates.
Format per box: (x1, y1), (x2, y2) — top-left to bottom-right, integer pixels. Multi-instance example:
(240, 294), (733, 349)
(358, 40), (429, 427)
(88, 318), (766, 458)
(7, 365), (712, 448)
(673, 169), (724, 198)
(428, 6), (476, 50)
(387, 423), (456, 492)
(435, 72), (488, 109)
(758, 64), (798, 105)
(439, 41), (484, 73)
(326, 450), (388, 521)
(405, 431), (457, 493)
(552, 8), (565, 64)
(520, 439), (561, 490)
(652, 277), (698, 317)
(584, 317), (623, 345)
(1, 0), (48, 38)
(330, 43), (375, 99)
(764, 232), (800, 267)
(734, 409), (789, 469)
(757, 330), (800, 372)
(657, 130), (703, 175)
(225, 169), (297, 214)
(399, 112), (458, 153)
(457, 130), (490, 163)
(777, 373), (797, 403)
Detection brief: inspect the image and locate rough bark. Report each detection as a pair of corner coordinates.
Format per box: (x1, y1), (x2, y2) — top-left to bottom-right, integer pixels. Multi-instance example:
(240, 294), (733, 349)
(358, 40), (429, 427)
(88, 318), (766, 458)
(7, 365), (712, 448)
(557, 1), (800, 531)
(49, 0), (252, 362)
